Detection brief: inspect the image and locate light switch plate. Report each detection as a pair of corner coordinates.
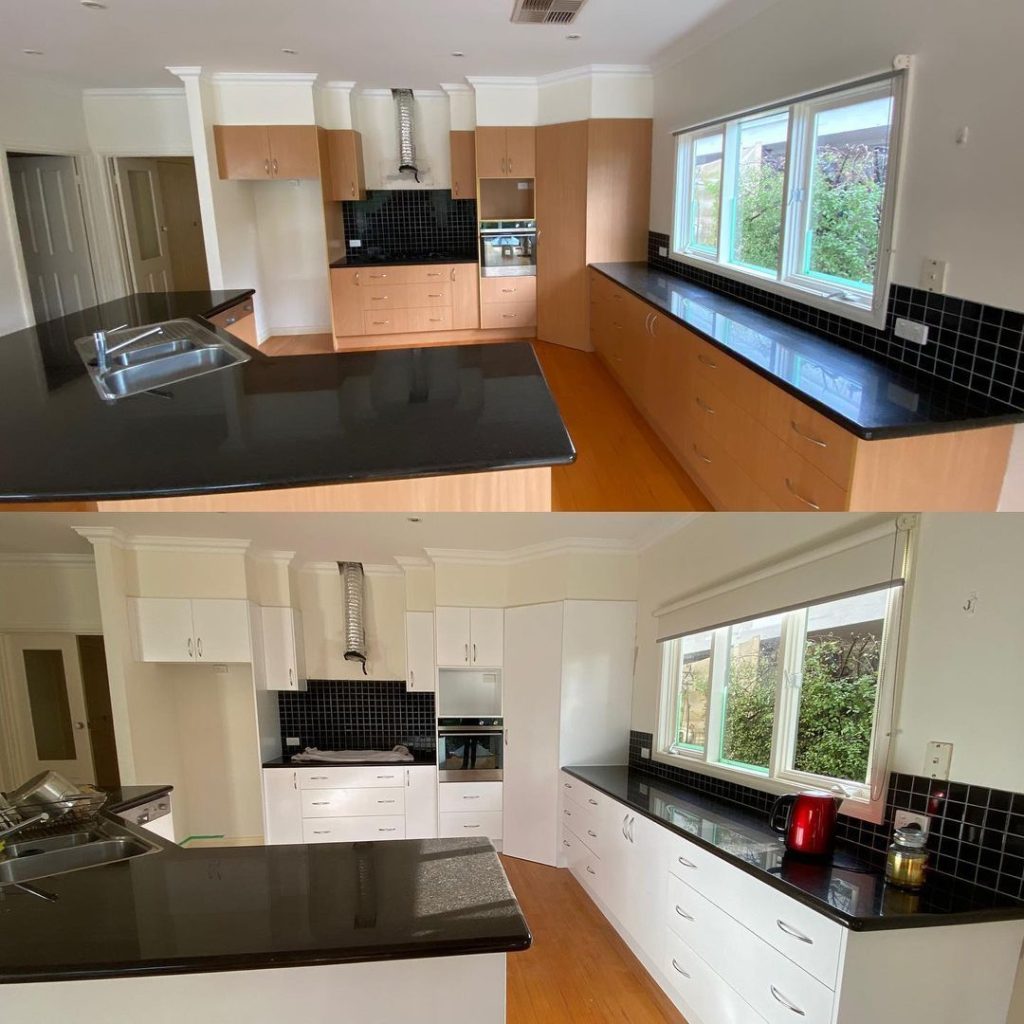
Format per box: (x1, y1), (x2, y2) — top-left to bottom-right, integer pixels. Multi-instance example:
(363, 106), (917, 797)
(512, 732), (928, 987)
(924, 741), (953, 779)
(921, 258), (948, 293)
(658, 246), (668, 257)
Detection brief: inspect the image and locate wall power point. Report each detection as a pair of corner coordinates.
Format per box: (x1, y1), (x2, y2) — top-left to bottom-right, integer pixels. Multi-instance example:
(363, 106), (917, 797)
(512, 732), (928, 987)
(286, 737), (301, 746)
(895, 319), (929, 346)
(894, 810), (930, 836)
(641, 747), (651, 759)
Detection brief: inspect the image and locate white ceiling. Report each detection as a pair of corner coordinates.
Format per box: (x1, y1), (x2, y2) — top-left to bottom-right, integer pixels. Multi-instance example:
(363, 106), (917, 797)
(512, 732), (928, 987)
(0, 0), (771, 89)
(0, 512), (690, 563)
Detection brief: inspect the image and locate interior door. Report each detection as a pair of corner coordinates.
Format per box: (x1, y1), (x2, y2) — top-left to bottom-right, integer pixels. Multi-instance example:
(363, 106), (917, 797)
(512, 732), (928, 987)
(7, 154), (99, 324)
(155, 159), (209, 291)
(115, 157), (174, 292)
(4, 634), (95, 785)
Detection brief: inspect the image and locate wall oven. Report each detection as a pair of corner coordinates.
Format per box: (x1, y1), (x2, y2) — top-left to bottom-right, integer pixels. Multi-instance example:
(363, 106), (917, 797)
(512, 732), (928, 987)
(479, 220), (536, 278)
(437, 718), (504, 782)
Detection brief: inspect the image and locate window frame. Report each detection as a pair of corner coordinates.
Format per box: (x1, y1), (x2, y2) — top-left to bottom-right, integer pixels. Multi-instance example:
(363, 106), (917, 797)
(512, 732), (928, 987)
(654, 583), (904, 824)
(670, 74), (907, 329)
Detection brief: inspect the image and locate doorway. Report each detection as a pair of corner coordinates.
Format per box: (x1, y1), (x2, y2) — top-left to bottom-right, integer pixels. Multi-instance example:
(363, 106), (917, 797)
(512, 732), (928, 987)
(111, 157), (209, 293)
(6, 152), (100, 323)
(1, 633), (119, 788)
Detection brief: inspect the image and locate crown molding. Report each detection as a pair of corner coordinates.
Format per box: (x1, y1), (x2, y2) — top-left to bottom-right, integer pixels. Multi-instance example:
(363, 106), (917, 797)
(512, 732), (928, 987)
(304, 562), (403, 578)
(72, 525), (128, 548)
(440, 82), (473, 95)
(636, 514), (699, 553)
(127, 535), (252, 554)
(166, 66), (203, 81)
(425, 536), (639, 568)
(394, 555), (432, 570)
(317, 80), (356, 91)
(0, 552), (94, 566)
(208, 72), (319, 85)
(466, 75), (539, 89)
(539, 63), (652, 85)
(247, 549), (297, 566)
(84, 87), (185, 98)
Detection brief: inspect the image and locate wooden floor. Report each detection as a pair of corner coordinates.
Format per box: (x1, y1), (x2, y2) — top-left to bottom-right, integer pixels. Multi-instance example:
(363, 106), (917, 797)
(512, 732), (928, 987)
(262, 334), (712, 512)
(502, 856), (686, 1024)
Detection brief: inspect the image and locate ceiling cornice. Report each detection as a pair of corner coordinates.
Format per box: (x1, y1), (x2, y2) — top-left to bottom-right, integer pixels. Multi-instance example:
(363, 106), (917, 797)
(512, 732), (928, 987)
(0, 552), (94, 566)
(83, 87), (184, 97)
(468, 64), (651, 90)
(72, 525), (128, 548)
(247, 550), (297, 566)
(208, 72), (319, 85)
(425, 536), (640, 567)
(304, 562), (404, 578)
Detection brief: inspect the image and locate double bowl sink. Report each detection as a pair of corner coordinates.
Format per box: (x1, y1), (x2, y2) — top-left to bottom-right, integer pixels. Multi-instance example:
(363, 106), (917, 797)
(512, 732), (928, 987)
(75, 318), (251, 401)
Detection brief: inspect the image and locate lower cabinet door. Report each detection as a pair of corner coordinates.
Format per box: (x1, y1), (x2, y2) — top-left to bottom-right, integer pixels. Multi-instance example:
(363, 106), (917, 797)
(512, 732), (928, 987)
(438, 810), (503, 840)
(663, 928), (765, 1024)
(302, 816), (406, 843)
(404, 766), (439, 840)
(262, 769), (302, 846)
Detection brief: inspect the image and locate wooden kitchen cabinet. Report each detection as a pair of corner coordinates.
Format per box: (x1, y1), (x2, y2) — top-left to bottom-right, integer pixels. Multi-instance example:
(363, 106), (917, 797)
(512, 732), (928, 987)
(449, 130), (477, 199)
(214, 125), (320, 181)
(206, 297), (256, 347)
(452, 264), (481, 330)
(476, 126), (535, 178)
(327, 129), (366, 200)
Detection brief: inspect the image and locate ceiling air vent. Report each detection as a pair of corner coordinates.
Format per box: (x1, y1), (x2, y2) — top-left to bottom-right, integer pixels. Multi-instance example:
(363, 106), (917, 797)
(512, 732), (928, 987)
(511, 0), (588, 25)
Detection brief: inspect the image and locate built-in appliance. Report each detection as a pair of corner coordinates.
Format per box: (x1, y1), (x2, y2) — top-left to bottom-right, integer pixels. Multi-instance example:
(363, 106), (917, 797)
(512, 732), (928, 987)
(769, 791), (839, 856)
(437, 668), (502, 718)
(437, 718), (504, 782)
(116, 792), (175, 843)
(480, 220), (537, 277)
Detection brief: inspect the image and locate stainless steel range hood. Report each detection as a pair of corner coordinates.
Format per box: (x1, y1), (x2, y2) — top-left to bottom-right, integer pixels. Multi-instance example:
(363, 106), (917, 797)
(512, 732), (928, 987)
(392, 88), (420, 183)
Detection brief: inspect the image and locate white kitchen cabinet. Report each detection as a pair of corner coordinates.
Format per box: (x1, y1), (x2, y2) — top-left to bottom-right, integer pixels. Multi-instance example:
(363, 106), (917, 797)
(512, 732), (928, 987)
(439, 810), (503, 841)
(405, 611), (436, 692)
(439, 781), (503, 814)
(404, 766), (439, 839)
(129, 597), (252, 663)
(258, 606), (307, 691)
(303, 817), (406, 843)
(435, 606), (504, 668)
(262, 769), (303, 845)
(301, 788), (405, 817)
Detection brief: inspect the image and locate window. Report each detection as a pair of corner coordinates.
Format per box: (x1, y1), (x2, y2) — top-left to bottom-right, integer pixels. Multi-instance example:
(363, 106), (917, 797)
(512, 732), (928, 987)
(657, 584), (902, 816)
(672, 75), (905, 326)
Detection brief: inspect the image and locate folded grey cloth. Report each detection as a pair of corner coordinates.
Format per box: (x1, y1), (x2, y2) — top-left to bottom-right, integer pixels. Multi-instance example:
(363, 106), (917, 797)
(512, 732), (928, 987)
(290, 744), (414, 764)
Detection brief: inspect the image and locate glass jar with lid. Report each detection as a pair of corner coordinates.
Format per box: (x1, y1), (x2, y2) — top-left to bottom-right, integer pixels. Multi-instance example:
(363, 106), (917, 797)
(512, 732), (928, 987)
(885, 825), (929, 890)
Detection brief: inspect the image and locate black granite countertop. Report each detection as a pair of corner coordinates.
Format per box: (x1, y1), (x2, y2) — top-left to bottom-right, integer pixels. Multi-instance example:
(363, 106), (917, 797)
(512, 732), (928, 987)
(0, 835), (530, 983)
(591, 263), (1024, 440)
(331, 253), (479, 269)
(0, 291), (573, 503)
(564, 765), (1024, 932)
(103, 785), (173, 815)
(263, 752), (436, 769)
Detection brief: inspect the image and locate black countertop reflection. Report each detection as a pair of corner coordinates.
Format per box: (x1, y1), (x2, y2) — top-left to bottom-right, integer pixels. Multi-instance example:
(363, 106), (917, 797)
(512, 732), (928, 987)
(0, 836), (530, 982)
(564, 766), (1024, 932)
(331, 253), (479, 269)
(591, 263), (1024, 440)
(103, 785), (173, 814)
(0, 290), (573, 502)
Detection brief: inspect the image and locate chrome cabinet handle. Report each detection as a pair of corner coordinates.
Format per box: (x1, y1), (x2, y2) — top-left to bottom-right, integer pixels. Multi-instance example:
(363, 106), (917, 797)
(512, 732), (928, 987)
(224, 315), (238, 325)
(695, 396), (716, 414)
(790, 420), (829, 448)
(187, 637), (193, 658)
(377, 799), (396, 805)
(288, 667), (294, 686)
(564, 808), (572, 817)
(450, 267), (456, 282)
(370, 295), (389, 301)
(644, 313), (653, 334)
(588, 799), (598, 806)
(698, 352), (718, 368)
(309, 775), (328, 780)
(587, 829), (597, 838)
(292, 772), (297, 790)
(463, 824), (481, 830)
(464, 795), (481, 800)
(675, 905), (694, 921)
(406, 770), (410, 787)
(692, 444), (712, 465)
(502, 313), (517, 319)
(351, 183), (356, 197)
(563, 839), (571, 847)
(472, 642), (477, 662)
(628, 817), (636, 843)
(621, 814), (630, 839)
(785, 478), (822, 510)
(427, 272), (443, 277)
(464, 642), (469, 663)
(677, 855), (697, 869)
(586, 865), (596, 875)
(427, 293), (443, 298)
(264, 159), (270, 176)
(770, 986), (806, 1016)
(272, 158), (279, 175)
(776, 919), (814, 944)
(311, 801), (330, 806)
(564, 782), (572, 789)
(501, 287), (516, 294)
(378, 827), (398, 833)
(197, 637), (203, 658)
(376, 775), (395, 780)
(671, 960), (691, 979)
(354, 272), (360, 286)
(312, 830), (331, 835)
(370, 273), (388, 279)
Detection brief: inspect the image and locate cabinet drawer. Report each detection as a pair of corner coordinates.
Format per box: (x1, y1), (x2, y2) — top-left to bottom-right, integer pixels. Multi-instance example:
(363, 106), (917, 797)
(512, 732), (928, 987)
(297, 766), (407, 789)
(363, 309), (410, 335)
(301, 787), (405, 817)
(405, 264), (454, 285)
(753, 429), (850, 511)
(663, 928), (763, 1024)
(439, 781), (503, 813)
(481, 276), (536, 305)
(564, 827), (602, 891)
(560, 796), (603, 854)
(361, 283), (452, 311)
(686, 422), (779, 510)
(439, 810), (503, 840)
(302, 816), (406, 843)
(407, 307), (453, 332)
(206, 300), (254, 332)
(481, 301), (537, 330)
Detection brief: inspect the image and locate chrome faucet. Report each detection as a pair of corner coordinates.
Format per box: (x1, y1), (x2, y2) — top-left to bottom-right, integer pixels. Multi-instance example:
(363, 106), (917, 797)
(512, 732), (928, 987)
(0, 812), (50, 843)
(93, 324), (163, 374)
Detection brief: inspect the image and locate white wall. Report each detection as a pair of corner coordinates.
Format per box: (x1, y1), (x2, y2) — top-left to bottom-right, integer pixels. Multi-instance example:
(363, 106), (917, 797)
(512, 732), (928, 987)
(537, 69), (654, 124)
(0, 559), (101, 633)
(83, 89), (191, 155)
(471, 81), (540, 127)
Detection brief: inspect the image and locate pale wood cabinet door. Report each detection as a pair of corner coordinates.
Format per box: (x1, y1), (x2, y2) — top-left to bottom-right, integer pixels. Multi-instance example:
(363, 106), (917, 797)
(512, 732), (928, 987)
(214, 125), (271, 180)
(328, 129), (366, 200)
(504, 126), (536, 177)
(475, 127), (509, 177)
(449, 130), (477, 198)
(452, 264), (481, 330)
(330, 268), (364, 339)
(267, 125), (320, 179)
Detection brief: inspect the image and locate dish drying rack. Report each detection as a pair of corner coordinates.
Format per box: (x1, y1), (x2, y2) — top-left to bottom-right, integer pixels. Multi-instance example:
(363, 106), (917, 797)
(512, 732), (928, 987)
(0, 790), (109, 839)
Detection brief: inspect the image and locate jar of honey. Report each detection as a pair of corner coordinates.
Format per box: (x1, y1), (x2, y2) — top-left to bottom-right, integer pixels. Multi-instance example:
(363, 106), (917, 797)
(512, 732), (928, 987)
(885, 825), (929, 890)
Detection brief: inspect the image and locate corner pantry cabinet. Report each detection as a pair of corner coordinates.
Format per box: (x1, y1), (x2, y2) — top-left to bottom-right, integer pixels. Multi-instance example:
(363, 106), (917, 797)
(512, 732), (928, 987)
(128, 597), (252, 663)
(435, 607), (504, 668)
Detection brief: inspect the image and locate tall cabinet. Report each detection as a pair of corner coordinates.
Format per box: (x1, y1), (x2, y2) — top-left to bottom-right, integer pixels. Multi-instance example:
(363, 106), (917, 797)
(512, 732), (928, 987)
(502, 600), (636, 866)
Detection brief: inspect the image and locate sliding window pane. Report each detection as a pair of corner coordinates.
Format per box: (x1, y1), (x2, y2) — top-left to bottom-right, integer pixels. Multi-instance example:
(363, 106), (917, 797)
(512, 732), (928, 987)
(673, 632), (712, 753)
(688, 134), (723, 256)
(803, 95), (893, 292)
(793, 589), (889, 784)
(720, 613), (783, 772)
(728, 111), (789, 275)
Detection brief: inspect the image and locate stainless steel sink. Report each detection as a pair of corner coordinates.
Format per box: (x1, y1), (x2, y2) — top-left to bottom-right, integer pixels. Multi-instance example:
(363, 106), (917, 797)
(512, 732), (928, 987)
(75, 318), (251, 401)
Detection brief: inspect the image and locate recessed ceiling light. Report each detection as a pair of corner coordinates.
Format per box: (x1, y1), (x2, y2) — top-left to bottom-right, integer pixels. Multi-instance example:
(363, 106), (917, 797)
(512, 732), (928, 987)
(80, 1), (108, 9)
(281, 48), (298, 55)
(22, 48), (44, 55)
(451, 51), (465, 58)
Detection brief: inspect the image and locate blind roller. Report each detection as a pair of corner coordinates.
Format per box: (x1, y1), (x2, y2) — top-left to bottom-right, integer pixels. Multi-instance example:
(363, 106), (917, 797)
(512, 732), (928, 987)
(656, 520), (908, 642)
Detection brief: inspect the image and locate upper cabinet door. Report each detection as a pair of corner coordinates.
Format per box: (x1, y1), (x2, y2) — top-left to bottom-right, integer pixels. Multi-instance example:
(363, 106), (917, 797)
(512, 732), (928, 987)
(260, 606), (305, 691)
(405, 611), (436, 692)
(504, 127), (536, 178)
(450, 131), (477, 199)
(267, 126), (321, 180)
(435, 606), (472, 667)
(328, 129), (367, 200)
(129, 597), (195, 663)
(470, 607), (504, 668)
(214, 125), (271, 180)
(475, 127), (509, 178)
(191, 599), (252, 663)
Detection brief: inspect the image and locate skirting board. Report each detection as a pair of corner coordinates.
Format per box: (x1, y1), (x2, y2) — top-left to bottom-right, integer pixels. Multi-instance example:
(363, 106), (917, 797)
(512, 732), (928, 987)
(333, 327), (534, 352)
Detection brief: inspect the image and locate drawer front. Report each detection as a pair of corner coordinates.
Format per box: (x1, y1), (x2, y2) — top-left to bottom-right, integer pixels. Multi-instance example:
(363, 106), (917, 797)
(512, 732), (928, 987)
(481, 301), (537, 330)
(690, 332), (764, 405)
(363, 309), (410, 335)
(361, 283), (452, 310)
(564, 827), (603, 893)
(207, 299), (254, 331)
(439, 781), (503, 814)
(560, 775), (609, 817)
(686, 422), (779, 511)
(663, 928), (765, 1024)
(358, 266), (414, 285)
(302, 816), (406, 843)
(753, 429), (850, 512)
(481, 276), (537, 305)
(667, 875), (834, 1024)
(297, 766), (407, 790)
(404, 263), (453, 285)
(439, 810), (503, 840)
(301, 787), (405, 817)
(407, 306), (454, 332)
(560, 796), (603, 854)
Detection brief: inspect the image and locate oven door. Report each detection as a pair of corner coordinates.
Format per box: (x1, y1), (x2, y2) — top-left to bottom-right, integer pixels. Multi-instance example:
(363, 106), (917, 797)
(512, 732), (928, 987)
(437, 727), (504, 782)
(480, 230), (537, 278)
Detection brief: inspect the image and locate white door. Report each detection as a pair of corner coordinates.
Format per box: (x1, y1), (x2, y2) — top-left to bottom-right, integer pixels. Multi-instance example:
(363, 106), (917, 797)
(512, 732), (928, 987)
(129, 597), (195, 663)
(502, 602), (563, 865)
(405, 612), (436, 692)
(262, 768), (302, 845)
(470, 607), (504, 668)
(261, 606), (299, 690)
(191, 600), (252, 663)
(4, 634), (95, 785)
(404, 766), (439, 839)
(115, 157), (174, 292)
(435, 607), (471, 667)
(7, 154), (98, 323)
(626, 811), (670, 966)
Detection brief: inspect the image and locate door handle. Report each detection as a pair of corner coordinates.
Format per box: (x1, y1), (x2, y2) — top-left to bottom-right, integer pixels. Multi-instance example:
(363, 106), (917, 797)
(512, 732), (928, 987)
(464, 643), (469, 663)
(74, 721), (86, 730)
(272, 158), (279, 175)
(264, 159), (270, 176)
(288, 668), (294, 686)
(671, 960), (691, 979)
(649, 314), (658, 335)
(677, 854), (697, 869)
(692, 444), (712, 465)
(776, 919), (814, 944)
(187, 637), (193, 659)
(785, 478), (822, 510)
(675, 905), (695, 921)
(196, 637), (203, 659)
(472, 642), (477, 663)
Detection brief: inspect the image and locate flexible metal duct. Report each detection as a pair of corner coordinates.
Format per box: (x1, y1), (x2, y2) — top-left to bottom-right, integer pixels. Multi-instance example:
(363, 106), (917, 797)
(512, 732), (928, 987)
(392, 88), (420, 182)
(338, 561), (367, 674)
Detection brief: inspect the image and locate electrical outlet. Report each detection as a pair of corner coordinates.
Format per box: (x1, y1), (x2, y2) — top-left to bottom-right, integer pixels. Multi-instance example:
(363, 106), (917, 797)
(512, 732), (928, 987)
(895, 318), (929, 346)
(349, 238), (363, 248)
(921, 258), (948, 293)
(286, 737), (301, 746)
(894, 810), (930, 836)
(658, 246), (668, 258)
(641, 746), (651, 759)
(924, 741), (954, 780)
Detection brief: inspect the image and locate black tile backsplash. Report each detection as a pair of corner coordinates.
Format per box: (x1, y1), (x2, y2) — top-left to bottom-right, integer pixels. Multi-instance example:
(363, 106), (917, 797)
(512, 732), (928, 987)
(279, 680), (436, 757)
(629, 730), (1024, 901)
(647, 231), (1024, 409)
(342, 190), (478, 258)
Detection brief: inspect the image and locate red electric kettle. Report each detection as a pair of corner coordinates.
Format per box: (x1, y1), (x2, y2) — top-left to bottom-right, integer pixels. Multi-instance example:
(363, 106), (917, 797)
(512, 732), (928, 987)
(770, 791), (839, 856)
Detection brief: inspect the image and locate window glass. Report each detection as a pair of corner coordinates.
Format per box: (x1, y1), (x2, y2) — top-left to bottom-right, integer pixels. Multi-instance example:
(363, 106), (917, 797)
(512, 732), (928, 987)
(673, 631), (712, 752)
(728, 110), (789, 275)
(719, 613), (783, 772)
(792, 590), (888, 783)
(688, 133), (723, 256)
(803, 96), (894, 291)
